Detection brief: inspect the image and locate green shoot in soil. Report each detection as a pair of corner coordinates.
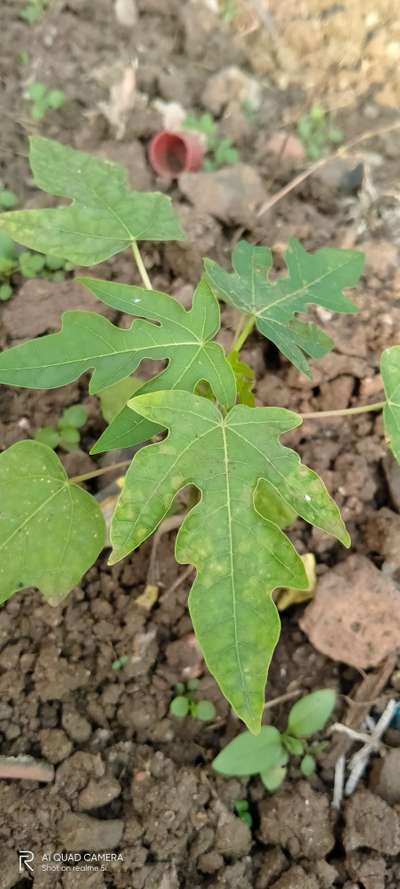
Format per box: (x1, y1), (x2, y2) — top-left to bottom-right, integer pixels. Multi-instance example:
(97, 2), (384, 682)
(170, 680), (217, 722)
(213, 690), (335, 789)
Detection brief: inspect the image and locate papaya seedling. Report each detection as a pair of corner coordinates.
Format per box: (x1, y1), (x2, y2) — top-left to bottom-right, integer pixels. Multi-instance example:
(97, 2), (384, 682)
(0, 136), (397, 735)
(213, 689), (336, 790)
(170, 679), (217, 722)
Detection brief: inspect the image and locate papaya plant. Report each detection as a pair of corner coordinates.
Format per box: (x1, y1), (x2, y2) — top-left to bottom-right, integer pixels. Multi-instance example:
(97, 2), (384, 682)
(0, 137), (394, 734)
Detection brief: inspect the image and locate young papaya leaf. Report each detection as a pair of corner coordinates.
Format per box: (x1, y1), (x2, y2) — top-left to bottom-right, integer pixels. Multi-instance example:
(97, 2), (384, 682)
(0, 440), (105, 604)
(110, 391), (349, 732)
(204, 239), (364, 377)
(0, 137), (184, 265)
(80, 275), (236, 453)
(381, 346), (400, 463)
(213, 726), (284, 775)
(0, 278), (236, 453)
(287, 689), (336, 738)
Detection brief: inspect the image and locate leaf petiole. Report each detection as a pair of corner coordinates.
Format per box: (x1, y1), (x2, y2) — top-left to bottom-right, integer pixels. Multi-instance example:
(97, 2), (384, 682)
(131, 240), (152, 290)
(232, 315), (255, 353)
(302, 400), (385, 420)
(70, 459), (131, 485)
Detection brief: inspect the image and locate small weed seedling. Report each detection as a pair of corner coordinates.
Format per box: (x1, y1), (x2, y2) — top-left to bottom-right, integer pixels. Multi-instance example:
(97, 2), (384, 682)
(27, 82), (65, 121)
(297, 104), (343, 160)
(20, 0), (49, 24)
(213, 690), (336, 790)
(112, 654), (129, 671)
(0, 197), (72, 299)
(183, 112), (239, 171)
(234, 799), (253, 828)
(0, 137), (399, 735)
(34, 405), (87, 451)
(170, 680), (217, 722)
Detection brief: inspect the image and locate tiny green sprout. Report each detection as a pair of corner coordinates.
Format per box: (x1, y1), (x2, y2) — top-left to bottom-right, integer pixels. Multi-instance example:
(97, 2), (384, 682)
(213, 689), (336, 791)
(0, 283), (13, 301)
(0, 190), (18, 210)
(234, 799), (253, 828)
(183, 113), (239, 171)
(112, 654), (128, 671)
(20, 0), (49, 24)
(297, 104), (344, 160)
(219, 0), (237, 22)
(27, 82), (65, 121)
(169, 680), (217, 723)
(34, 404), (87, 452)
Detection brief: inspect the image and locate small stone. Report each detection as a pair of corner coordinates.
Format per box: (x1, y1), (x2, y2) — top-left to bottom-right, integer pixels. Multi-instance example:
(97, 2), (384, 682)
(78, 776), (121, 811)
(255, 847), (288, 889)
(215, 811), (252, 858)
(114, 0), (137, 26)
(300, 555), (400, 669)
(314, 158), (364, 193)
(198, 851), (224, 873)
(269, 865), (319, 889)
(201, 66), (261, 115)
(39, 729), (73, 765)
(258, 782), (334, 859)
(266, 132), (306, 162)
(57, 813), (123, 851)
(346, 850), (386, 889)
(179, 165), (266, 226)
(343, 789), (400, 855)
(62, 707), (92, 743)
(369, 748), (400, 805)
(365, 508), (400, 569)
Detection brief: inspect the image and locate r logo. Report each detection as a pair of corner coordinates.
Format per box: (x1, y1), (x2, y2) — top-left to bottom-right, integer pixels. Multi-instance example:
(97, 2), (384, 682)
(18, 850), (34, 873)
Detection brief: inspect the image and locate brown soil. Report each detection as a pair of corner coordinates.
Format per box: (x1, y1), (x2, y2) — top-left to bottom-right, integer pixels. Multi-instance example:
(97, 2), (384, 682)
(1, 2), (400, 888)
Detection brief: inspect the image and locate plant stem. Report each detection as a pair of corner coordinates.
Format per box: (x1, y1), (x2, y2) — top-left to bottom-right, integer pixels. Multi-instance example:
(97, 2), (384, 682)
(232, 315), (256, 352)
(302, 400), (385, 420)
(70, 459), (131, 485)
(131, 240), (152, 290)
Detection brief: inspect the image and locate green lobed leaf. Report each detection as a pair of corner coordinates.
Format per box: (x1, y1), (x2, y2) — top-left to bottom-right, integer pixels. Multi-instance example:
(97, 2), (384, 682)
(0, 137), (185, 265)
(213, 726), (284, 775)
(381, 346), (400, 463)
(98, 376), (142, 424)
(110, 391), (349, 732)
(0, 440), (105, 604)
(0, 277), (236, 454)
(204, 239), (364, 377)
(287, 689), (336, 739)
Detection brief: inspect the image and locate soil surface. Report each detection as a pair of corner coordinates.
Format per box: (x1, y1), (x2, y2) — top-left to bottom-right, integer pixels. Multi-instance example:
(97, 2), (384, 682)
(1, 2), (400, 888)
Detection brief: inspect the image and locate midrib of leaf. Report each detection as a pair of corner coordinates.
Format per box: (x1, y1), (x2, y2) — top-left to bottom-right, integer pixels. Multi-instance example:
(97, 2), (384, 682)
(255, 255), (356, 317)
(7, 339), (204, 373)
(221, 420), (250, 714)
(0, 483), (66, 552)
